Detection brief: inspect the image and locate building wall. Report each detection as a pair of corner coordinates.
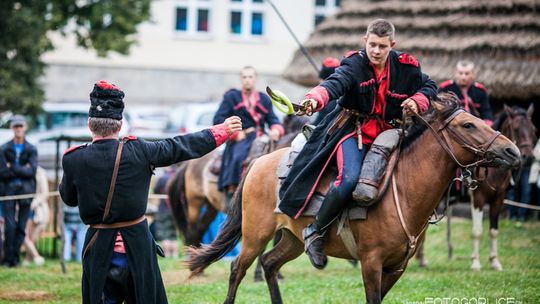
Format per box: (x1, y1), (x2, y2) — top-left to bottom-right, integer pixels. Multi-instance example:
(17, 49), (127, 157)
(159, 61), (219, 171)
(41, 0), (341, 104)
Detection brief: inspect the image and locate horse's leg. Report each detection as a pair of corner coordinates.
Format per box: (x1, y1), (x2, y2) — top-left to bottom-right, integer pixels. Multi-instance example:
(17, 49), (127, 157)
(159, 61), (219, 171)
(253, 257), (263, 282)
(225, 239), (268, 304)
(415, 231), (428, 267)
(360, 256), (383, 304)
(260, 229), (303, 304)
(447, 204), (453, 259)
(381, 270), (405, 300)
(488, 198), (503, 271)
(470, 196), (483, 271)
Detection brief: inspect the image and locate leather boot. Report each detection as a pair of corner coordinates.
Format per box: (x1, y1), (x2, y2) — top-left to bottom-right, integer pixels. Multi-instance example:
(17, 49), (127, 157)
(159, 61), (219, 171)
(352, 144), (391, 206)
(303, 187), (347, 269)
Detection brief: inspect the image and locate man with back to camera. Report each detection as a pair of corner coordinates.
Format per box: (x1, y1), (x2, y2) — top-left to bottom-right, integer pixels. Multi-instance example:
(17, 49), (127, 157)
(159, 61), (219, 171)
(59, 80), (242, 303)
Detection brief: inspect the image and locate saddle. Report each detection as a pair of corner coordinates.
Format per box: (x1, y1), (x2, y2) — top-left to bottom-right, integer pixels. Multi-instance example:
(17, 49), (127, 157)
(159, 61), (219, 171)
(274, 127), (400, 221)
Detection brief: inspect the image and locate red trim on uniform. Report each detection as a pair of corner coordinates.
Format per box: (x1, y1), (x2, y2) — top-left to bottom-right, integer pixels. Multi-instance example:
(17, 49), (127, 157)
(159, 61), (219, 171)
(345, 50), (358, 58)
(410, 92), (430, 114)
(305, 86), (329, 111)
(256, 103), (269, 114)
(386, 91), (408, 100)
(96, 80), (121, 91)
(398, 54), (419, 67)
(474, 82), (488, 92)
(439, 80), (454, 88)
(484, 119), (493, 127)
(334, 144), (345, 187)
(359, 78), (376, 87)
(270, 124), (285, 136)
(123, 135), (137, 141)
(294, 131), (356, 219)
(210, 123), (230, 146)
(64, 145), (82, 155)
(234, 102), (246, 110)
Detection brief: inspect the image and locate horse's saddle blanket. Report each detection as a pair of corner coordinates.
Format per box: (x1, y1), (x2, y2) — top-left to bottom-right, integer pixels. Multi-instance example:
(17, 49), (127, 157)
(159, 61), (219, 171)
(274, 130), (367, 220)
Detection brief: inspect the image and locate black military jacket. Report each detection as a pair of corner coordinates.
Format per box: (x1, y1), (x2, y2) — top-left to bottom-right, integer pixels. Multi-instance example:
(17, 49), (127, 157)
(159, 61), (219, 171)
(439, 80), (493, 121)
(60, 130), (221, 304)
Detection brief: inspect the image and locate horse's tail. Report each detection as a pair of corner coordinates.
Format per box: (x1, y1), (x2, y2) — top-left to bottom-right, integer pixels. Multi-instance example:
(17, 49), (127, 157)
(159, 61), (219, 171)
(186, 162), (252, 277)
(166, 163), (189, 239)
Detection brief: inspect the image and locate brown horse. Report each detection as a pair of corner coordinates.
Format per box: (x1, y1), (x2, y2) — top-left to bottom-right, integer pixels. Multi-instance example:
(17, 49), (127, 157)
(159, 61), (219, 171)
(467, 104), (536, 271)
(187, 94), (521, 303)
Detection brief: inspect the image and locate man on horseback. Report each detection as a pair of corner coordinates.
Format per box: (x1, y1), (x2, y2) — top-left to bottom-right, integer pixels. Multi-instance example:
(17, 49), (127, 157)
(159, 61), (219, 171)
(214, 66), (284, 202)
(59, 80), (242, 303)
(439, 60), (493, 126)
(278, 19), (438, 269)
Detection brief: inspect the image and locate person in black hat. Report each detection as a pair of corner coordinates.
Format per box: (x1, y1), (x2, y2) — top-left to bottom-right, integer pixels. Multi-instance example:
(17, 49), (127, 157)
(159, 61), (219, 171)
(59, 80), (242, 303)
(0, 115), (38, 267)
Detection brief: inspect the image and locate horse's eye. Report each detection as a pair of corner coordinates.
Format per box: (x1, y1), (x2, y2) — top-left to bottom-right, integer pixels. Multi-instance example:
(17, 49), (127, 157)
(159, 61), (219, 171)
(463, 122), (475, 129)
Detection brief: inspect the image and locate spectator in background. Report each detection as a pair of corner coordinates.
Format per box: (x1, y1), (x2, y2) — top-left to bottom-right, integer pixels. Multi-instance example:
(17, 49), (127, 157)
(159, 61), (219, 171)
(439, 60), (493, 126)
(313, 57), (341, 126)
(0, 115), (38, 268)
(22, 166), (49, 266)
(62, 205), (87, 262)
(152, 168), (178, 258)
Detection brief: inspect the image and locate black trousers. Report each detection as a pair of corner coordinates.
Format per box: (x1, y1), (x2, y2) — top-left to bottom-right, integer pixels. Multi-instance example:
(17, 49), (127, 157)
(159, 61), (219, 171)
(1, 198), (31, 266)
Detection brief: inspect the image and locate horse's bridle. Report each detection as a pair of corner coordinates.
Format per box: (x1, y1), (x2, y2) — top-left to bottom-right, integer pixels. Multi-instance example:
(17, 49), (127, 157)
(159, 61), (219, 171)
(412, 108), (502, 170)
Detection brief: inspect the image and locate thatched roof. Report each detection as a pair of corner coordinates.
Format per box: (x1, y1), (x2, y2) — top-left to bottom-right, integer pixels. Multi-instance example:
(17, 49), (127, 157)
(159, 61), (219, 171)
(284, 0), (540, 100)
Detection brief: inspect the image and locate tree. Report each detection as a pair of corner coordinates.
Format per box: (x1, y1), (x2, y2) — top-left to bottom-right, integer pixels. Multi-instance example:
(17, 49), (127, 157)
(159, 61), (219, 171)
(0, 0), (151, 115)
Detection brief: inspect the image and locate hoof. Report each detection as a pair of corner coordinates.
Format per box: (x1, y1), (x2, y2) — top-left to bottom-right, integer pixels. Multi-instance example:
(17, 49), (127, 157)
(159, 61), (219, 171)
(253, 274), (263, 282)
(490, 257), (503, 271)
(471, 259), (481, 271)
(418, 259), (429, 268)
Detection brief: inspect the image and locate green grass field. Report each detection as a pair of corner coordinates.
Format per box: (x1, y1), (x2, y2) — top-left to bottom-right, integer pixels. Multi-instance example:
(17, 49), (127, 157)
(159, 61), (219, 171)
(1, 219), (539, 303)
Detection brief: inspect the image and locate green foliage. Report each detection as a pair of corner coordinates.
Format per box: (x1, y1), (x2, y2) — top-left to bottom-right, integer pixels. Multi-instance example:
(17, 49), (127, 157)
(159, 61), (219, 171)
(0, 219), (539, 303)
(0, 0), (151, 115)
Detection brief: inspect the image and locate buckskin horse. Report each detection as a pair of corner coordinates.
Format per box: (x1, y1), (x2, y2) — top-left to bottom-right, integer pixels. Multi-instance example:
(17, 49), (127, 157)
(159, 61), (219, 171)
(186, 94), (520, 303)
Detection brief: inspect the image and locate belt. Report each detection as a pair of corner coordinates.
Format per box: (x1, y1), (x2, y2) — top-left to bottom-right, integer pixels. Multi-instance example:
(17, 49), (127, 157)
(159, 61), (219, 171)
(327, 108), (364, 135)
(91, 215), (146, 229)
(83, 216), (146, 259)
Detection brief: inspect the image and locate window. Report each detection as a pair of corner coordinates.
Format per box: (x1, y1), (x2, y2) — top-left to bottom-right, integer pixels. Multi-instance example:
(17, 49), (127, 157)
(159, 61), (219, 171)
(251, 12), (263, 35)
(174, 0), (212, 36)
(230, 0), (265, 39)
(230, 11), (242, 34)
(314, 0), (340, 27)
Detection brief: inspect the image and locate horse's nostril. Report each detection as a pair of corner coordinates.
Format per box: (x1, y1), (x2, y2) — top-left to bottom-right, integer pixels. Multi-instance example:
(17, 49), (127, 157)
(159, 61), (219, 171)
(505, 147), (519, 159)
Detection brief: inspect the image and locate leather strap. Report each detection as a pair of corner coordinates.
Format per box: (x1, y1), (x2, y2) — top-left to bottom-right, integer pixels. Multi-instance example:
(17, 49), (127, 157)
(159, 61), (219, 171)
(91, 215), (146, 229)
(102, 139), (126, 222)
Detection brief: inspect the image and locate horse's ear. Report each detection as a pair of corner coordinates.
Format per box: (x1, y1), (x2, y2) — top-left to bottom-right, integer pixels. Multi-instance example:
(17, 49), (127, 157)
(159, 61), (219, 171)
(504, 104), (514, 117)
(527, 103), (534, 119)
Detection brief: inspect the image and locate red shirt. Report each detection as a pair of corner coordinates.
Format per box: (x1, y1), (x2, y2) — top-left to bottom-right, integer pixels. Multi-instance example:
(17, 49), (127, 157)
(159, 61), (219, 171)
(361, 62), (393, 145)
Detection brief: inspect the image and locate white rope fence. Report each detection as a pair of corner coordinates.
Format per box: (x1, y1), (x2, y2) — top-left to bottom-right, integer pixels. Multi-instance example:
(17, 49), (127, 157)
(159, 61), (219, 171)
(0, 191), (168, 202)
(503, 199), (540, 211)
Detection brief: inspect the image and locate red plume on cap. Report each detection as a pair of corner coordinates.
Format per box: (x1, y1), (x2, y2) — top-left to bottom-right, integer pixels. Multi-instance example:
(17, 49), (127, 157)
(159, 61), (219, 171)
(96, 80), (121, 91)
(319, 57), (340, 80)
(322, 57), (340, 68)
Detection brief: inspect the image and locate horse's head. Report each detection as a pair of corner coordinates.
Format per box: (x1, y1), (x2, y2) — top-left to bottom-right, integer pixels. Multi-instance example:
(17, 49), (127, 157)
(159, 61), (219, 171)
(430, 93), (520, 170)
(500, 104), (537, 164)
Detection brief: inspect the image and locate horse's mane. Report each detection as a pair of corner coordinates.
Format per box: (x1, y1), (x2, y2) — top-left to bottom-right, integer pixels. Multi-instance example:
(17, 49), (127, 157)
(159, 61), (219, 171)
(401, 92), (462, 150)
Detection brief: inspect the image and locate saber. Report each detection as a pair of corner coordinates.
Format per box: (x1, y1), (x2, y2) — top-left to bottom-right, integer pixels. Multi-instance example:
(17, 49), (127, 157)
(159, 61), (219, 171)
(264, 0), (320, 74)
(266, 86), (303, 115)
